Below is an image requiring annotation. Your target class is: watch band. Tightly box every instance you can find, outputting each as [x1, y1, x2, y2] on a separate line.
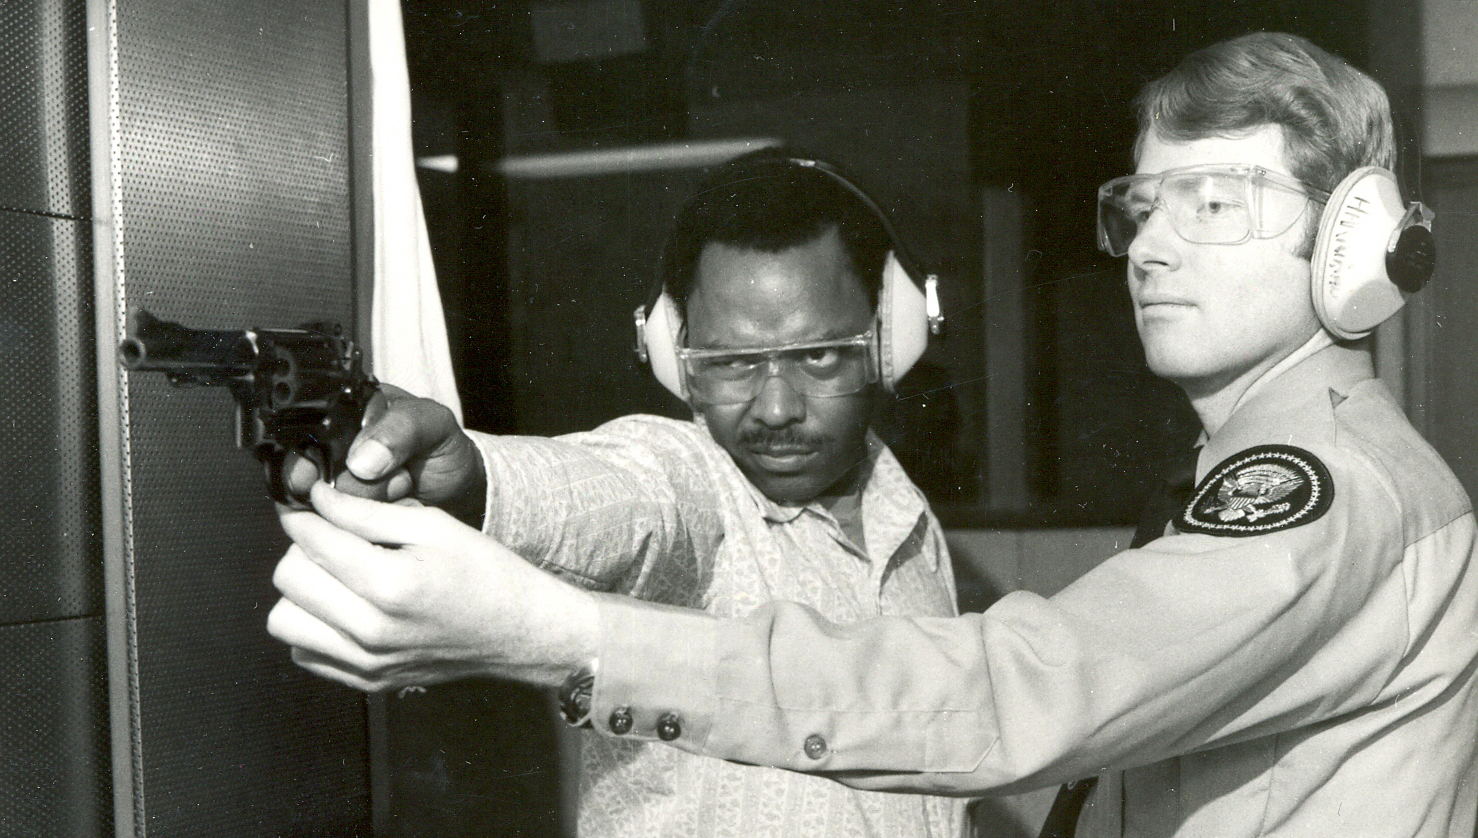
[558, 659, 598, 728]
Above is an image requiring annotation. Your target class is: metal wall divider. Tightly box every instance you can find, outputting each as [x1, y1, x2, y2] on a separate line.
[91, 0, 375, 834]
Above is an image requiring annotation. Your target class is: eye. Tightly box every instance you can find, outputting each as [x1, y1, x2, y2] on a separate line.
[791, 344, 869, 382]
[1125, 200, 1154, 224]
[1175, 176, 1246, 221]
[802, 346, 841, 365]
[1119, 188, 1156, 223]
[694, 353, 762, 379]
[1198, 197, 1242, 217]
[1190, 196, 1249, 229]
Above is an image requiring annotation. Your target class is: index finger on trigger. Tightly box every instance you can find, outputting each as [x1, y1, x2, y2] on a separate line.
[282, 451, 325, 497]
[329, 466, 403, 502]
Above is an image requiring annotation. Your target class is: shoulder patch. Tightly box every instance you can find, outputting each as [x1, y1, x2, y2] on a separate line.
[1178, 444, 1334, 537]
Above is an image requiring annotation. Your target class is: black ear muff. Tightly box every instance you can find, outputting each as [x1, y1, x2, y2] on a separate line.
[1311, 166, 1436, 340]
[1387, 215, 1436, 294]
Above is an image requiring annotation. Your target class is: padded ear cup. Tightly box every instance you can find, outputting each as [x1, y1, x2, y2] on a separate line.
[1311, 166, 1436, 340]
[635, 291, 685, 400]
[878, 251, 929, 389]
[636, 250, 929, 401]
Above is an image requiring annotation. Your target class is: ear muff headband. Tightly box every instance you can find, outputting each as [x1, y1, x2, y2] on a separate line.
[1311, 166, 1436, 340]
[634, 157, 943, 400]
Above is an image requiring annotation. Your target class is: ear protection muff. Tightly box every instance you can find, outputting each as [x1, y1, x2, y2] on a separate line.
[1311, 166, 1436, 340]
[633, 157, 944, 401]
[633, 289, 686, 399]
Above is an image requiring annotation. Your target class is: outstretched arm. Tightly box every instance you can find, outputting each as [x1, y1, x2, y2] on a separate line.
[269, 483, 596, 690]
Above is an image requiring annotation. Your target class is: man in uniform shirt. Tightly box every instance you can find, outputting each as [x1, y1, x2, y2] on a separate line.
[277, 150, 966, 837]
[269, 33, 1478, 838]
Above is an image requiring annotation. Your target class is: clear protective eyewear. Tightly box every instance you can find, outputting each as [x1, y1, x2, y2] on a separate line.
[675, 330, 879, 405]
[1097, 164, 1331, 257]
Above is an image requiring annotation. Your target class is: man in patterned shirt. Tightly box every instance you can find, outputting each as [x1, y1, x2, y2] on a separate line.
[274, 150, 967, 837]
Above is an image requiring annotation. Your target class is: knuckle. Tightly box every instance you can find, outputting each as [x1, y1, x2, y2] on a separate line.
[363, 565, 421, 615]
[351, 614, 398, 651]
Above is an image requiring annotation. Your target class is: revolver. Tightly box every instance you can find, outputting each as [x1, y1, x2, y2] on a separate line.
[118, 309, 379, 507]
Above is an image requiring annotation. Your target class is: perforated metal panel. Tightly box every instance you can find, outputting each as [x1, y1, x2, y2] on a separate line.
[0, 0, 89, 219]
[99, 0, 372, 835]
[0, 620, 111, 836]
[0, 210, 98, 624]
[0, 1, 109, 834]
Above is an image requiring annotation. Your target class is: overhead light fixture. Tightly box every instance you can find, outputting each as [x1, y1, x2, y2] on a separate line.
[493, 137, 784, 179]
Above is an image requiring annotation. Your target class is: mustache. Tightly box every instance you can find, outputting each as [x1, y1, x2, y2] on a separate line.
[737, 427, 830, 449]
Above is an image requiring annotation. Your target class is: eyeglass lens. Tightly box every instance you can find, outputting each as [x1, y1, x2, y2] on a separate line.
[1099, 170, 1310, 256]
[684, 342, 873, 404]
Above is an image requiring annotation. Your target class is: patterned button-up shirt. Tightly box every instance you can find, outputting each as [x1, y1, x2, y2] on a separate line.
[470, 414, 966, 838]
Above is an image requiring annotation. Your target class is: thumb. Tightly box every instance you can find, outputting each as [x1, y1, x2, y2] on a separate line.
[345, 386, 459, 482]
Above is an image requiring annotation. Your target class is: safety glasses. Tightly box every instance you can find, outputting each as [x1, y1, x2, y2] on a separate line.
[675, 330, 879, 405]
[1097, 164, 1331, 257]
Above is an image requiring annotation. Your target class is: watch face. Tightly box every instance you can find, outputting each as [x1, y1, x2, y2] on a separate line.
[558, 664, 596, 727]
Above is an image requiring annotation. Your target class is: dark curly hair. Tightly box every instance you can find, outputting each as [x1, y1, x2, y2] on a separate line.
[659, 148, 890, 315]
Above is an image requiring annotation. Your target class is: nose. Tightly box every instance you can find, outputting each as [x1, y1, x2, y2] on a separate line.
[1126, 203, 1181, 271]
[746, 364, 806, 427]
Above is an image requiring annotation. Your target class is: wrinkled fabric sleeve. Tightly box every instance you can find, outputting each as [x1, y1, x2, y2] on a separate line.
[589, 442, 1435, 795]
[466, 417, 726, 596]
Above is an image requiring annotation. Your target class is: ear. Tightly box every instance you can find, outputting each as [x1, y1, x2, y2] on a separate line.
[1310, 167, 1436, 340]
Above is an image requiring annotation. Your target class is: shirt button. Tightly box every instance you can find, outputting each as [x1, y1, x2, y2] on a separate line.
[804, 734, 828, 760]
[608, 707, 633, 735]
[657, 712, 682, 741]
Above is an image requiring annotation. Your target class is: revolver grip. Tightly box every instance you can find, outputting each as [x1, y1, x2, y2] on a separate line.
[255, 377, 377, 509]
[262, 443, 327, 510]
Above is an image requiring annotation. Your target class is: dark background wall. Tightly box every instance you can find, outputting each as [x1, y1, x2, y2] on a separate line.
[401, 0, 1379, 528]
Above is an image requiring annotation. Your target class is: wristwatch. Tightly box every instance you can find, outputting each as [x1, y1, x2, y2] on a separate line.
[558, 659, 598, 728]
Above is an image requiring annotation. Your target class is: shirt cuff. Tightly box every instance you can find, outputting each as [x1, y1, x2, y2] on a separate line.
[588, 592, 718, 750]
[464, 429, 502, 535]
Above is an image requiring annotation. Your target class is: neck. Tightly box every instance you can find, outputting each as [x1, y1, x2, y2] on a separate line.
[1184, 330, 1335, 437]
[815, 462, 866, 506]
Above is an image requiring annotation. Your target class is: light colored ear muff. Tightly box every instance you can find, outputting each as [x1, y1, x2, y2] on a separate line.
[633, 291, 685, 399]
[1311, 166, 1436, 340]
[878, 251, 933, 388]
[634, 250, 942, 401]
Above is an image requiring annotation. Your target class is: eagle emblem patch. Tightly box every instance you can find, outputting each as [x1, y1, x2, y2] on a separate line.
[1178, 444, 1333, 537]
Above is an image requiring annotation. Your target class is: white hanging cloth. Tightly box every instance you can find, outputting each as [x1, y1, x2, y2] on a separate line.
[367, 0, 464, 422]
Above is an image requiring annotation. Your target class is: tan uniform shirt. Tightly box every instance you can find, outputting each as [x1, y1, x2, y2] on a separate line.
[591, 345, 1478, 837]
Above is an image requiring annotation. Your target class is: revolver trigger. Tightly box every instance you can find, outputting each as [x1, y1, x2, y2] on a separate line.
[264, 446, 318, 510]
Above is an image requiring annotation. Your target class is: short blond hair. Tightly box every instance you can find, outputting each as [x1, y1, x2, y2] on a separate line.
[1133, 32, 1396, 195]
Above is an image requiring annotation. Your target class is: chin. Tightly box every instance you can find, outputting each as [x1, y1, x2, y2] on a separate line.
[755, 478, 821, 505]
[747, 466, 837, 504]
